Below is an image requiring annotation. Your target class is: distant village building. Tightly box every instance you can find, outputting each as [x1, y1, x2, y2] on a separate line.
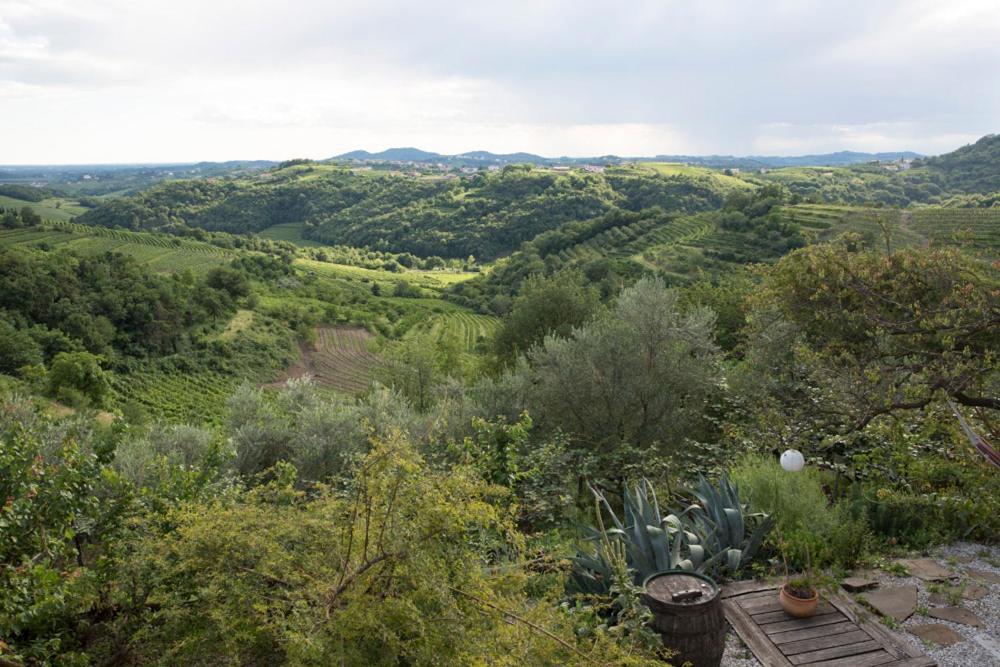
[882, 158, 913, 172]
[582, 164, 605, 173]
[551, 166, 571, 172]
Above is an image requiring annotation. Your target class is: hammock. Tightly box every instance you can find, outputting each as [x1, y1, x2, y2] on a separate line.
[948, 398, 1000, 470]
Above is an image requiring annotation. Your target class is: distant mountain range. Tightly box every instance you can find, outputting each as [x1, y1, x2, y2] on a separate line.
[330, 147, 923, 169]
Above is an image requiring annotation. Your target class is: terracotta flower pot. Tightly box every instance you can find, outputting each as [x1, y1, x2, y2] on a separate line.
[779, 583, 819, 618]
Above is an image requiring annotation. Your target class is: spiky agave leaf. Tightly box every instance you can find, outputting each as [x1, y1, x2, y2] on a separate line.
[739, 514, 775, 568]
[646, 524, 674, 572]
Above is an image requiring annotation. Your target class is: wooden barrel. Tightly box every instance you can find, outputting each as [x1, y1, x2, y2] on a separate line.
[642, 571, 725, 667]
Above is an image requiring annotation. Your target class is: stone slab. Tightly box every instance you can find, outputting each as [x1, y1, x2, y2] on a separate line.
[928, 606, 984, 628]
[962, 583, 990, 600]
[964, 567, 1000, 585]
[909, 623, 965, 646]
[841, 576, 878, 592]
[897, 557, 953, 581]
[862, 585, 918, 622]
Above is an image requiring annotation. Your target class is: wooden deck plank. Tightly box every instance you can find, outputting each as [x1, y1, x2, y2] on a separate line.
[807, 650, 899, 667]
[742, 596, 834, 616]
[826, 593, 924, 660]
[722, 578, 782, 598]
[722, 599, 794, 667]
[788, 640, 882, 665]
[761, 611, 846, 633]
[770, 621, 857, 645]
[720, 583, 936, 667]
[740, 597, 786, 614]
[781, 629, 873, 656]
[737, 589, 786, 606]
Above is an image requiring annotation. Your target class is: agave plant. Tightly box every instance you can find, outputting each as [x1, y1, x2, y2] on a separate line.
[569, 476, 775, 596]
[681, 473, 774, 577]
[568, 479, 714, 595]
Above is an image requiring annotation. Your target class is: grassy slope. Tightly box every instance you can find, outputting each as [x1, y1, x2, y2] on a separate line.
[640, 162, 755, 191]
[258, 222, 327, 247]
[0, 195, 90, 222]
[295, 258, 478, 290]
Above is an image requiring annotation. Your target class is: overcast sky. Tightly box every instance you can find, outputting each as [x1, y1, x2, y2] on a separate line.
[2, 0, 999, 163]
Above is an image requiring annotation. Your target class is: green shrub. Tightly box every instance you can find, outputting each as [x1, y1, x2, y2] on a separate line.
[730, 454, 830, 536]
[0, 399, 130, 664]
[730, 454, 872, 569]
[116, 434, 660, 666]
[861, 483, 999, 548]
[850, 415, 1000, 547]
[47, 351, 109, 408]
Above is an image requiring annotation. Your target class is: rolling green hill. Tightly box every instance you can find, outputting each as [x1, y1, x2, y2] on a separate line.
[75, 161, 754, 260]
[917, 134, 1000, 193]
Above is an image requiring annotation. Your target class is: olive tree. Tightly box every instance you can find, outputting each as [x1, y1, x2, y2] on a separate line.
[524, 277, 721, 470]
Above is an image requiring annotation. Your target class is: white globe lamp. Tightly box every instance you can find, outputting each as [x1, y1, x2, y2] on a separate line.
[780, 449, 805, 472]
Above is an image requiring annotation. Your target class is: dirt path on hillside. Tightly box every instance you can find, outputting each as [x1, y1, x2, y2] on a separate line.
[898, 209, 929, 247]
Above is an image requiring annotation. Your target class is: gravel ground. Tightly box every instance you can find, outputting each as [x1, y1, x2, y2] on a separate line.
[721, 628, 760, 667]
[720, 542, 1000, 667]
[889, 542, 1000, 667]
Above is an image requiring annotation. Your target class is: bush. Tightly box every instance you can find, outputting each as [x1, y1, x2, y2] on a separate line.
[47, 352, 109, 408]
[0, 319, 43, 375]
[730, 454, 872, 569]
[850, 414, 1000, 547]
[114, 423, 225, 492]
[114, 434, 660, 666]
[0, 399, 130, 664]
[861, 483, 999, 548]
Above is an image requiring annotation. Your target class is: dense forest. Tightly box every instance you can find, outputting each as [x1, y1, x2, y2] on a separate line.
[1, 134, 999, 666]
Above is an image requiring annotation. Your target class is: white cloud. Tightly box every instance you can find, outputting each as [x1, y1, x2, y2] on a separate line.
[0, 0, 997, 162]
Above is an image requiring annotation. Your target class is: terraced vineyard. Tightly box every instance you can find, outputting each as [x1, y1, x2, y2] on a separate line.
[556, 215, 714, 264]
[909, 208, 1000, 251]
[0, 221, 237, 273]
[404, 311, 500, 352]
[777, 205, 923, 250]
[109, 368, 241, 424]
[779, 204, 1000, 252]
[270, 326, 381, 394]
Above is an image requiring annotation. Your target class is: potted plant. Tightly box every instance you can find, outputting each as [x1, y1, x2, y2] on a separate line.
[777, 533, 819, 618]
[779, 575, 819, 618]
